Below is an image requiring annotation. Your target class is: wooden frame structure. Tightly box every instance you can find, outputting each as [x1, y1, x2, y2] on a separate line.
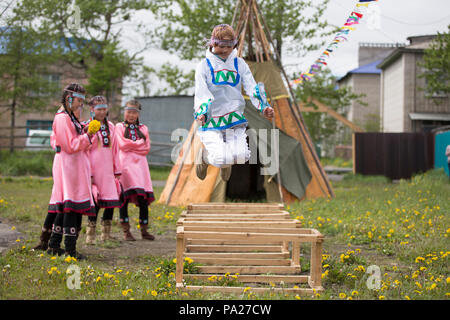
[175, 203, 324, 295]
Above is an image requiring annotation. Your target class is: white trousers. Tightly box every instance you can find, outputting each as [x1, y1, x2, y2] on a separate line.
[197, 126, 251, 168]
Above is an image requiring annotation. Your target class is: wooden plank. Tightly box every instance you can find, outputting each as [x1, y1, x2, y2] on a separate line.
[188, 203, 283, 210]
[310, 240, 323, 288]
[183, 285, 320, 295]
[176, 233, 184, 284]
[184, 210, 290, 215]
[186, 208, 285, 213]
[183, 226, 308, 234]
[291, 241, 300, 267]
[186, 239, 284, 245]
[196, 265, 301, 274]
[183, 217, 291, 221]
[186, 252, 290, 259]
[183, 230, 321, 242]
[190, 257, 291, 266]
[185, 274, 309, 284]
[186, 244, 284, 252]
[182, 213, 290, 219]
[180, 220, 300, 228]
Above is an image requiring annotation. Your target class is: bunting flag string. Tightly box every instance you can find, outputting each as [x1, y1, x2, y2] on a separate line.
[291, 0, 379, 86]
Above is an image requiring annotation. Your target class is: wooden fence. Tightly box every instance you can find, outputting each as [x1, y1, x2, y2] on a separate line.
[0, 125, 176, 167]
[352, 132, 435, 180]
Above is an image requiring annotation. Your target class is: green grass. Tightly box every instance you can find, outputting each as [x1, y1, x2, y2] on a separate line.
[319, 157, 353, 168]
[0, 150, 54, 176]
[149, 166, 172, 181]
[0, 151, 172, 181]
[0, 169, 449, 300]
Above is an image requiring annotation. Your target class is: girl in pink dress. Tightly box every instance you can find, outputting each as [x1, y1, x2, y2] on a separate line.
[84, 96, 122, 244]
[39, 83, 98, 259]
[115, 99, 155, 241]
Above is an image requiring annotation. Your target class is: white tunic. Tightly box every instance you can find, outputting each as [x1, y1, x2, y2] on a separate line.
[194, 48, 268, 131]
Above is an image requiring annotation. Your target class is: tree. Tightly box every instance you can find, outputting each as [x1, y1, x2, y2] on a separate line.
[0, 24, 60, 152]
[293, 68, 366, 155]
[146, 0, 336, 94]
[11, 0, 155, 119]
[148, 0, 335, 61]
[126, 63, 195, 97]
[420, 26, 450, 101]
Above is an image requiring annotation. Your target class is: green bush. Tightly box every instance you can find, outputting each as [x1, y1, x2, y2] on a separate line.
[0, 150, 54, 176]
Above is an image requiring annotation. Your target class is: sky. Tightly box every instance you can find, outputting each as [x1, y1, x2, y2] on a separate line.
[118, 0, 450, 97]
[4, 0, 448, 97]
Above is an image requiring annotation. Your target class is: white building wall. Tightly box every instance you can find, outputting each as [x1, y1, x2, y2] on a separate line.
[382, 56, 405, 132]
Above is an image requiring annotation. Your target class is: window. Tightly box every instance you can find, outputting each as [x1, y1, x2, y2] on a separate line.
[26, 120, 53, 135]
[29, 73, 61, 97]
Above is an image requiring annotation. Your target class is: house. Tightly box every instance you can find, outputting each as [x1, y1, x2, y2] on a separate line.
[0, 33, 123, 150]
[378, 35, 450, 132]
[337, 43, 403, 131]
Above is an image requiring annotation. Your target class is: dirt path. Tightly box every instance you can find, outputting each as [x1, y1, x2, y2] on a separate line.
[0, 221, 25, 254]
[0, 216, 176, 269]
[77, 229, 176, 267]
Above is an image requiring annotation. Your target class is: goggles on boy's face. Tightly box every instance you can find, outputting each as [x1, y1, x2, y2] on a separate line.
[94, 104, 108, 110]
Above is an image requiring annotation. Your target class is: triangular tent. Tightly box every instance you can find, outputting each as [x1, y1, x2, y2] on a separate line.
[159, 0, 334, 206]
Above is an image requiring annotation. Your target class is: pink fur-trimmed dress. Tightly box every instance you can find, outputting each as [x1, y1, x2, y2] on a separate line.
[115, 122, 154, 205]
[48, 110, 95, 216]
[85, 119, 122, 208]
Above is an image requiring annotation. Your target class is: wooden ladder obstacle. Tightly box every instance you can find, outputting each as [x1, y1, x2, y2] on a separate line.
[175, 203, 324, 295]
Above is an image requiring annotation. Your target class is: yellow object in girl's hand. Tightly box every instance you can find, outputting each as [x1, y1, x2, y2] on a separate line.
[88, 119, 101, 135]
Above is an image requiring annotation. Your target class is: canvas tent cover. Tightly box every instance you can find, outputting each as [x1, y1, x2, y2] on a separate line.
[244, 99, 312, 200]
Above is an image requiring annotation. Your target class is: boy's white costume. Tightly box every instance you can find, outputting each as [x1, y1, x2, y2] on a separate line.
[194, 48, 270, 168]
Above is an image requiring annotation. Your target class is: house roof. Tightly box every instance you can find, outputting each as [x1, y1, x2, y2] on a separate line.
[0, 27, 92, 55]
[377, 35, 436, 70]
[409, 112, 450, 121]
[337, 59, 382, 83]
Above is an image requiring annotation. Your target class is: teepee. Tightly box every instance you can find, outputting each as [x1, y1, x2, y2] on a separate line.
[159, 0, 334, 206]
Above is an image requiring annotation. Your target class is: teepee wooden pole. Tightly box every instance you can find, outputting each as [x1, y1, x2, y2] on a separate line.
[254, 0, 334, 198]
[252, 0, 271, 61]
[237, 2, 251, 57]
[166, 122, 199, 205]
[231, 0, 241, 28]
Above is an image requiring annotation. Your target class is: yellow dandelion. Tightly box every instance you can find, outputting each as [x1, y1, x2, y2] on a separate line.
[339, 293, 346, 299]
